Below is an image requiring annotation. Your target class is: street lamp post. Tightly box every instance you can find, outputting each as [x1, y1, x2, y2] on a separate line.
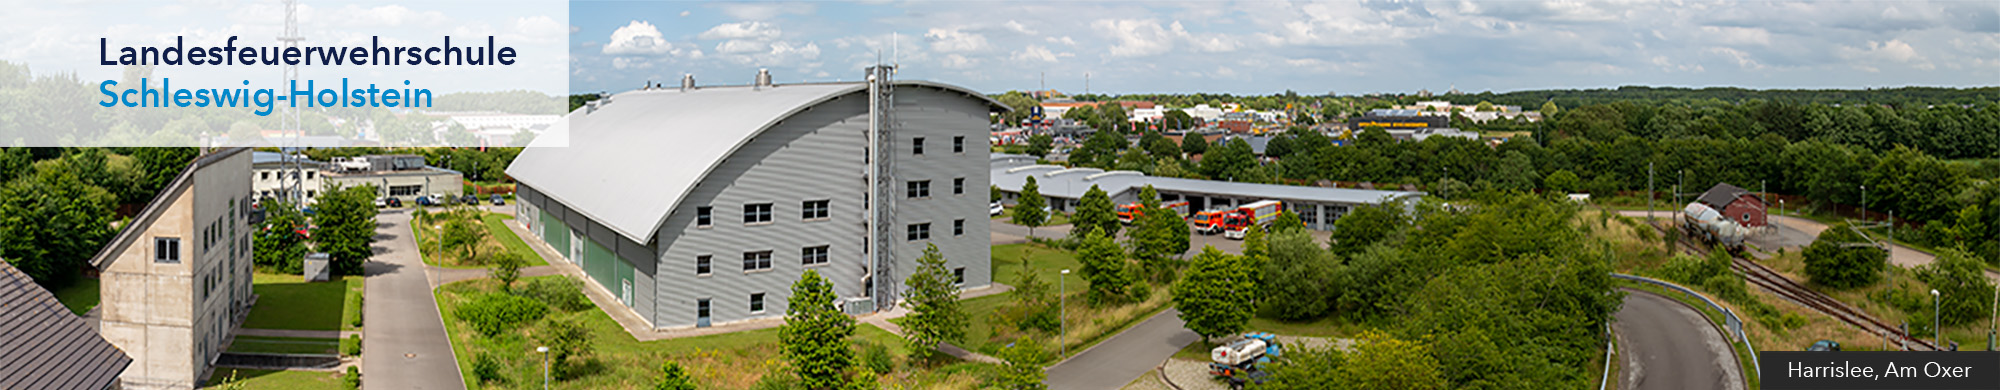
[434, 225, 443, 262]
[1933, 289, 1942, 348]
[1061, 268, 1071, 359]
[537, 346, 550, 390]
[1861, 185, 1868, 222]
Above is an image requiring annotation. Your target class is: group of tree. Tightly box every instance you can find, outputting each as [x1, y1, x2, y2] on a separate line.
[1172, 193, 1620, 389]
[0, 147, 198, 289]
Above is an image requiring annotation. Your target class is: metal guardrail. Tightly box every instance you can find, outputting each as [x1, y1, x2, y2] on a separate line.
[1612, 273, 1760, 383]
[1600, 323, 1615, 390]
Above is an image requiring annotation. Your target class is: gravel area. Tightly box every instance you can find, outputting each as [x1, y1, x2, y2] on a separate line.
[1164, 358, 1228, 390]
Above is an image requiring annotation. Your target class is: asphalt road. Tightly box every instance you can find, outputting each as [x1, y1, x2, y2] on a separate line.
[1615, 289, 1744, 390]
[361, 209, 466, 390]
[1045, 309, 1202, 390]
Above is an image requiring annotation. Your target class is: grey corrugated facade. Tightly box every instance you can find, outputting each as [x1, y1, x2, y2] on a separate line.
[511, 82, 999, 330]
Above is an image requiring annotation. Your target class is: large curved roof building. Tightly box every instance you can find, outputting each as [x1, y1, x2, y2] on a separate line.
[508, 69, 1006, 330]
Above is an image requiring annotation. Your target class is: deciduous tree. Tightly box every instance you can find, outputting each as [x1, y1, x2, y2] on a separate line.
[1011, 176, 1048, 238]
[1076, 227, 1133, 305]
[1071, 185, 1118, 240]
[781, 270, 856, 389]
[902, 244, 966, 363]
[316, 183, 379, 275]
[1803, 223, 1886, 289]
[1172, 247, 1257, 341]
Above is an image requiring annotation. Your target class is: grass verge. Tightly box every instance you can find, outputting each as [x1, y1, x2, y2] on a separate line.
[53, 277, 100, 315]
[202, 368, 345, 390]
[435, 276, 1001, 389]
[227, 336, 341, 355]
[482, 213, 550, 267]
[243, 273, 364, 332]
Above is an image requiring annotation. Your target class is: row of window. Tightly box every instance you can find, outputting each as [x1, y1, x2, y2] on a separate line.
[905, 219, 966, 241]
[903, 178, 968, 199]
[257, 171, 316, 180]
[706, 266, 969, 314]
[912, 136, 968, 155]
[696, 199, 832, 227]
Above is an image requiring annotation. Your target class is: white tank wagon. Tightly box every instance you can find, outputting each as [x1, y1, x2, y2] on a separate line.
[1681, 202, 1748, 251]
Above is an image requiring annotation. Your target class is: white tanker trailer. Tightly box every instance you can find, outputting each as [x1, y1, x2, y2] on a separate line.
[1681, 202, 1748, 251]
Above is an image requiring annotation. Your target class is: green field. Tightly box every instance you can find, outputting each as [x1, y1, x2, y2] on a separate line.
[53, 277, 100, 315]
[482, 213, 549, 267]
[227, 336, 340, 355]
[243, 273, 363, 331]
[203, 368, 345, 390]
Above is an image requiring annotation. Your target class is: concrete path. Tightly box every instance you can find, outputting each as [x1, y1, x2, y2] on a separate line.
[361, 209, 466, 390]
[1615, 289, 1744, 390]
[1045, 309, 1201, 390]
[236, 328, 360, 339]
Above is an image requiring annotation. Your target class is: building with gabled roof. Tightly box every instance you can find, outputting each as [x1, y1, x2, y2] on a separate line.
[508, 69, 1007, 330]
[90, 147, 256, 390]
[0, 260, 132, 390]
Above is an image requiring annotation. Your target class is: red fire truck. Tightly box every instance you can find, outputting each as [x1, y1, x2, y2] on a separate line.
[1222, 200, 1283, 240]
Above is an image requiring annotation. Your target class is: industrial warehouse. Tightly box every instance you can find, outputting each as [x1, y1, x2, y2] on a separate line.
[506, 69, 1004, 330]
[990, 153, 1423, 231]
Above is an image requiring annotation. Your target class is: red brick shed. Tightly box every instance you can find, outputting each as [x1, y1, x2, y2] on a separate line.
[1696, 182, 1767, 228]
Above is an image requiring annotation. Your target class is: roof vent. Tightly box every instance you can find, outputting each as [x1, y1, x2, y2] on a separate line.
[681, 74, 695, 92]
[755, 68, 773, 89]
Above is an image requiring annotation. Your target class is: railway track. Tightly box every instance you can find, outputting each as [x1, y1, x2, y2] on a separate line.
[1651, 221, 1939, 351]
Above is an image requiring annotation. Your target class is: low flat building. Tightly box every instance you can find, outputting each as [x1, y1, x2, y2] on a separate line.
[251, 152, 327, 204]
[991, 154, 1421, 230]
[322, 155, 464, 202]
[91, 148, 256, 390]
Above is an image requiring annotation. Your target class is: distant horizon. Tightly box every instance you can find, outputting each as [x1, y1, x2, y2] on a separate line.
[571, 1, 1999, 96]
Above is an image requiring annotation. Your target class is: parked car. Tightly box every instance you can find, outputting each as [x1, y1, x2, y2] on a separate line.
[385, 198, 403, 207]
[459, 195, 478, 204]
[373, 198, 387, 208]
[990, 202, 1004, 216]
[491, 195, 505, 206]
[1808, 340, 1841, 351]
[415, 196, 435, 206]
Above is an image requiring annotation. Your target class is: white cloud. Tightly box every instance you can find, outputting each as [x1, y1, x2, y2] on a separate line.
[717, 39, 768, 53]
[679, 10, 691, 17]
[1699, 26, 1771, 46]
[1707, 47, 1766, 70]
[603, 20, 673, 55]
[1837, 39, 1932, 70]
[925, 27, 989, 52]
[700, 21, 781, 40]
[1047, 36, 1077, 46]
[1003, 20, 1036, 35]
[1094, 19, 1175, 57]
[316, 4, 451, 28]
[941, 54, 976, 68]
[1011, 45, 1069, 62]
[715, 3, 812, 20]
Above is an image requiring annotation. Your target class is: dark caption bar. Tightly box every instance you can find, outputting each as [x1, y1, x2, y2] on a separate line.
[1762, 352, 2000, 389]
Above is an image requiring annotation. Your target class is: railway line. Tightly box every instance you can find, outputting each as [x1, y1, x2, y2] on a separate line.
[1652, 220, 1939, 351]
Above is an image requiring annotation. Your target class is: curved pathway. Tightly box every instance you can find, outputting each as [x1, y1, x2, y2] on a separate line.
[1045, 309, 1200, 390]
[1615, 289, 1744, 390]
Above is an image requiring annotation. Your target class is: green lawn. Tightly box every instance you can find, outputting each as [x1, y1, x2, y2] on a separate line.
[53, 277, 100, 315]
[243, 273, 363, 331]
[436, 276, 992, 389]
[203, 368, 345, 390]
[482, 213, 549, 267]
[990, 243, 1087, 289]
[227, 336, 340, 355]
[969, 243, 1174, 361]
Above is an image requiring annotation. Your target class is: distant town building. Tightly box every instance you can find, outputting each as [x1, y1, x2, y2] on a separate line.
[251, 152, 326, 204]
[1696, 182, 1769, 228]
[322, 154, 465, 202]
[91, 148, 255, 390]
[991, 154, 1422, 230]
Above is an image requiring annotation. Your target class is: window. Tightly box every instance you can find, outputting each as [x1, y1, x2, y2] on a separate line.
[750, 293, 766, 313]
[953, 136, 965, 153]
[306, 171, 315, 179]
[906, 223, 931, 241]
[697, 207, 713, 227]
[802, 245, 829, 266]
[906, 180, 931, 198]
[260, 172, 270, 180]
[913, 137, 926, 155]
[306, 190, 315, 198]
[154, 237, 181, 264]
[696, 255, 712, 275]
[389, 185, 422, 196]
[954, 219, 965, 236]
[743, 251, 773, 271]
[743, 203, 772, 224]
[953, 178, 965, 195]
[954, 267, 965, 285]
[802, 200, 829, 221]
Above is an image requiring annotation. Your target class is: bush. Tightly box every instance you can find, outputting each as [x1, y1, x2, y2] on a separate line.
[518, 277, 592, 312]
[1803, 224, 1887, 289]
[750, 369, 801, 390]
[473, 353, 505, 384]
[346, 292, 364, 328]
[454, 293, 549, 336]
[860, 342, 894, 374]
[340, 335, 361, 357]
[342, 366, 360, 390]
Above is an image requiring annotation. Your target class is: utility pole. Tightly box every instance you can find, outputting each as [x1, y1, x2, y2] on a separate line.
[1648, 162, 1655, 222]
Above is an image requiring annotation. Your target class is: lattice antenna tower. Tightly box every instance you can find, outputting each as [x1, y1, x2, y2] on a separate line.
[866, 64, 897, 311]
[279, 0, 305, 207]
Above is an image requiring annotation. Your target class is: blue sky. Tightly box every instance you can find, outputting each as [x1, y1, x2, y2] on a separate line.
[571, 0, 2000, 96]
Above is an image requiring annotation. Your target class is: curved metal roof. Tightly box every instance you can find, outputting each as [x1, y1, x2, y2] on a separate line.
[508, 80, 1006, 243]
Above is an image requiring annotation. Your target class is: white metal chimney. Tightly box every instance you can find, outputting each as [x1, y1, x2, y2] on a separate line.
[755, 68, 773, 89]
[680, 74, 695, 92]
